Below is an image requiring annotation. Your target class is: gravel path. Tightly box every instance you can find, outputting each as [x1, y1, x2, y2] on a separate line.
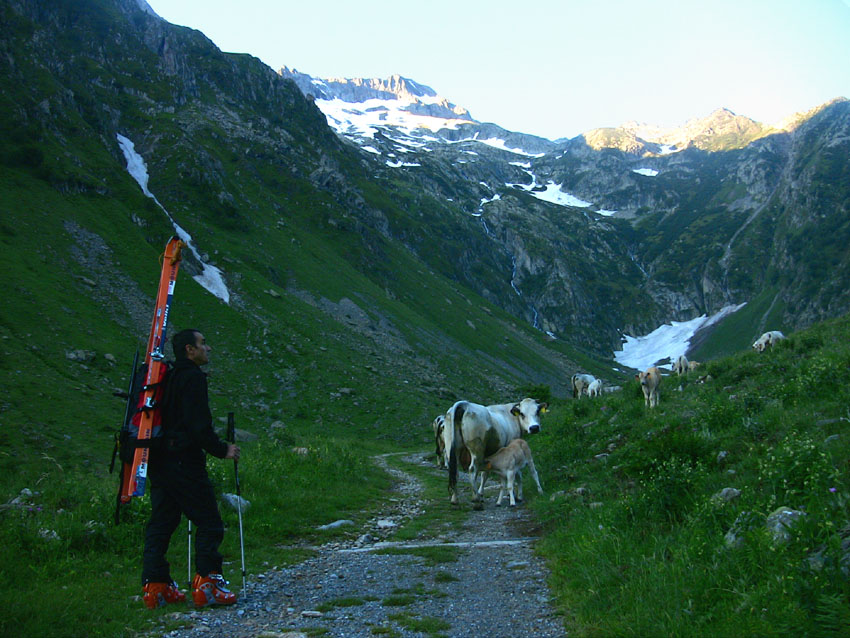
[158, 453, 566, 638]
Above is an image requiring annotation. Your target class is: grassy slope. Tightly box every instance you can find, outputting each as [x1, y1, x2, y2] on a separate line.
[0, 145, 587, 636]
[532, 313, 850, 636]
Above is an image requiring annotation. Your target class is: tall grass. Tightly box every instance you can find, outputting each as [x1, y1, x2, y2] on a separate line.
[533, 314, 850, 636]
[0, 434, 393, 638]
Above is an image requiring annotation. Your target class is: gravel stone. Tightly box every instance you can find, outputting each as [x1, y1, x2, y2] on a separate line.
[157, 453, 566, 637]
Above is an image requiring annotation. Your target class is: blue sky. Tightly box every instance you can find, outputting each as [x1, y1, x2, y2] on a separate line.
[146, 0, 850, 140]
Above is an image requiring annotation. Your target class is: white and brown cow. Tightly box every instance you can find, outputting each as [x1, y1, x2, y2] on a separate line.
[752, 330, 786, 353]
[672, 354, 689, 376]
[481, 438, 543, 507]
[636, 366, 662, 408]
[443, 398, 547, 505]
[572, 373, 597, 399]
[432, 414, 447, 468]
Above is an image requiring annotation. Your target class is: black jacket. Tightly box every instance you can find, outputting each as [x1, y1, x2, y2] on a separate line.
[158, 358, 228, 465]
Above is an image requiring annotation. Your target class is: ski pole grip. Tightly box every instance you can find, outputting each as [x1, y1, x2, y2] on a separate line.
[226, 412, 235, 444]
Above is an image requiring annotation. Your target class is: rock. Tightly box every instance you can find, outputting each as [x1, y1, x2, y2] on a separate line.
[318, 520, 354, 530]
[712, 487, 741, 503]
[766, 507, 805, 544]
[356, 533, 375, 545]
[10, 488, 35, 505]
[222, 493, 250, 513]
[65, 349, 96, 362]
[38, 528, 61, 541]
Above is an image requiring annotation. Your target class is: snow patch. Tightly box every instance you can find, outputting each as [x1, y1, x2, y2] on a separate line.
[116, 134, 230, 304]
[632, 168, 659, 177]
[613, 303, 746, 370]
[534, 182, 593, 207]
[386, 160, 421, 168]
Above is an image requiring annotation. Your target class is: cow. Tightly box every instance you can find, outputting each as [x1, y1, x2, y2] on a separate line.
[443, 398, 547, 505]
[572, 373, 596, 399]
[688, 360, 701, 372]
[432, 414, 446, 468]
[672, 354, 689, 376]
[752, 330, 786, 353]
[635, 366, 662, 408]
[587, 378, 603, 397]
[481, 438, 543, 507]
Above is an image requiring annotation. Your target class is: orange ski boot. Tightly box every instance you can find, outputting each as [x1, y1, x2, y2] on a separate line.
[192, 573, 237, 607]
[143, 580, 187, 609]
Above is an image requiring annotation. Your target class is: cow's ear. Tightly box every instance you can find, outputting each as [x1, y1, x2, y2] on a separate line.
[510, 404, 521, 416]
[539, 402, 549, 414]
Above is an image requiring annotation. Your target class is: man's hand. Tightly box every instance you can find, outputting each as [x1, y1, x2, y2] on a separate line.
[225, 443, 241, 461]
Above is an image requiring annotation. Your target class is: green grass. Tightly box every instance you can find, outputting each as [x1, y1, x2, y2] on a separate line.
[375, 545, 461, 566]
[387, 612, 451, 637]
[532, 313, 850, 636]
[316, 597, 367, 612]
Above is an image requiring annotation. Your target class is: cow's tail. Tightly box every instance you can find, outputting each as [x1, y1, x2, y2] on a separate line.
[571, 374, 578, 398]
[446, 401, 467, 497]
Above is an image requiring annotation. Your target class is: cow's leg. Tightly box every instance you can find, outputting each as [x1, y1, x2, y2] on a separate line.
[466, 444, 487, 502]
[476, 468, 489, 499]
[506, 470, 517, 507]
[528, 460, 543, 494]
[515, 470, 524, 502]
[467, 457, 483, 502]
[495, 477, 507, 506]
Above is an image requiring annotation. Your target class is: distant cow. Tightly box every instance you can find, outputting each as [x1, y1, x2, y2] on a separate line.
[572, 373, 596, 399]
[432, 414, 446, 468]
[672, 354, 689, 376]
[753, 331, 786, 353]
[636, 366, 662, 408]
[688, 360, 701, 372]
[481, 438, 543, 507]
[587, 378, 603, 397]
[443, 398, 547, 505]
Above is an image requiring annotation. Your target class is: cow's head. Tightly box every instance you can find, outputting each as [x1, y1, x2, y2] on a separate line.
[510, 398, 547, 434]
[638, 370, 654, 386]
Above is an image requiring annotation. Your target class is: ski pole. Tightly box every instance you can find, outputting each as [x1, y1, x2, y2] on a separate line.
[187, 521, 192, 587]
[226, 412, 246, 591]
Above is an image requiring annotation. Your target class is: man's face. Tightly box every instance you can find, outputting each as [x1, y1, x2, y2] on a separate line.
[187, 332, 211, 366]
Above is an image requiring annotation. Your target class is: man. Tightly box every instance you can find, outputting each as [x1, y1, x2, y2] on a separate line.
[141, 329, 241, 609]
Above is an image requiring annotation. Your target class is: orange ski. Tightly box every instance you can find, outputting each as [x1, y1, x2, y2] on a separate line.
[119, 236, 184, 502]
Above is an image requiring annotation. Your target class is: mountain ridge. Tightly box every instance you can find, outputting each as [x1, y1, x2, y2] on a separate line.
[3, 0, 850, 364]
[278, 67, 843, 154]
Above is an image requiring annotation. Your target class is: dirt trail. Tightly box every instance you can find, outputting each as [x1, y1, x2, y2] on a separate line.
[160, 453, 565, 638]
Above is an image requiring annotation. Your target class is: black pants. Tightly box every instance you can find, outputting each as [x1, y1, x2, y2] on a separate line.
[141, 458, 224, 584]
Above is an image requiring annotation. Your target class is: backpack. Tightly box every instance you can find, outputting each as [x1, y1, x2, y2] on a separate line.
[111, 355, 174, 469]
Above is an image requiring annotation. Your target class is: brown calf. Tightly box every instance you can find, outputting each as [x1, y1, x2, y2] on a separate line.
[481, 438, 543, 507]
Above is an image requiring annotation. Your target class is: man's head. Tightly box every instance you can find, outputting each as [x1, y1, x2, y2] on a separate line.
[172, 328, 211, 366]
